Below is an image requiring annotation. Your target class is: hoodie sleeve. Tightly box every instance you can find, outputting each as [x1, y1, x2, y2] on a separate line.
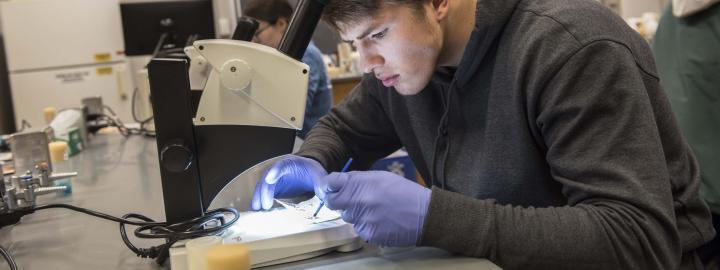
[420, 40, 698, 270]
[296, 75, 403, 172]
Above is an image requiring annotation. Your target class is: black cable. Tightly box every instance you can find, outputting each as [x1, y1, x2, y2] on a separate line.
[32, 204, 239, 266]
[17, 119, 32, 132]
[100, 103, 155, 137]
[131, 87, 154, 125]
[0, 244, 18, 270]
[103, 115, 133, 137]
[151, 33, 169, 58]
[93, 113, 149, 138]
[102, 105, 117, 117]
[33, 204, 164, 226]
[185, 34, 199, 47]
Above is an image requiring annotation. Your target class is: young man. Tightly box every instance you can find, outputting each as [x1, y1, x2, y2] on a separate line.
[244, 0, 333, 139]
[252, 0, 716, 269]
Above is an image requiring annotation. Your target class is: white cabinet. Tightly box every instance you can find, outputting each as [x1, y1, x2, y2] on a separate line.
[0, 0, 131, 127]
[9, 62, 132, 127]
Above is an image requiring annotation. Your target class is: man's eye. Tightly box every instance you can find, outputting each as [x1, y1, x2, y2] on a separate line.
[371, 28, 388, 39]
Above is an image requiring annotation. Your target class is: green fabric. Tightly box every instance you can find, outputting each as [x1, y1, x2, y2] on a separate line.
[653, 3, 720, 214]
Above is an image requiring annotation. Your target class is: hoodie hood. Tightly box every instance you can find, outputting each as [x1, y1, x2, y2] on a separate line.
[454, 0, 522, 88]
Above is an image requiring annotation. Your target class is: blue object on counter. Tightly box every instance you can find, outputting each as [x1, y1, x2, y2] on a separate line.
[53, 179, 73, 196]
[0, 135, 8, 151]
[370, 151, 417, 182]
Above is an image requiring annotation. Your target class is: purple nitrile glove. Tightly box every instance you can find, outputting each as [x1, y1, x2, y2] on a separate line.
[321, 171, 432, 247]
[251, 155, 328, 211]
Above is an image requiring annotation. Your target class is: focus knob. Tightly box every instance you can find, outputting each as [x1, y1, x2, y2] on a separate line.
[160, 144, 193, 173]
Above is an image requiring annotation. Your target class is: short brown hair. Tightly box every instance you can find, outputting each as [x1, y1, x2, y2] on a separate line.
[322, 0, 427, 30]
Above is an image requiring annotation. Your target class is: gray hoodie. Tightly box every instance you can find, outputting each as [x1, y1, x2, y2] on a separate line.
[298, 0, 715, 269]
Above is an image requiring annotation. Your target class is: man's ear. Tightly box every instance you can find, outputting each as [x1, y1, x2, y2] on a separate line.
[431, 0, 450, 21]
[276, 17, 289, 30]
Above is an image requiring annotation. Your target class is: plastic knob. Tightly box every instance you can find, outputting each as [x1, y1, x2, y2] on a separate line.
[160, 144, 193, 173]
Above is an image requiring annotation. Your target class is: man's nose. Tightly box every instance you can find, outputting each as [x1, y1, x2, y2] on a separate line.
[359, 50, 384, 74]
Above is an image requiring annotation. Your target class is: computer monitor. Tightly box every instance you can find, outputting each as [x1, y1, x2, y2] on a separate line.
[120, 0, 216, 56]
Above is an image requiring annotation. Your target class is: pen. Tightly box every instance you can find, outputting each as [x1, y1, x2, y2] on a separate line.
[313, 158, 353, 218]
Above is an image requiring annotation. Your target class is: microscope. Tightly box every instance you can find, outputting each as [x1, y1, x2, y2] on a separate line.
[147, 0, 360, 268]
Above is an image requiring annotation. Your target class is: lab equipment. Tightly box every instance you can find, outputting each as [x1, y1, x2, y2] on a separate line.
[312, 198, 326, 218]
[149, 0, 361, 268]
[7, 128, 77, 184]
[4, 172, 68, 209]
[147, 0, 320, 222]
[325, 170, 432, 247]
[182, 155, 360, 268]
[122, 0, 241, 128]
[251, 155, 328, 211]
[183, 17, 259, 92]
[120, 0, 240, 135]
[0, 0, 133, 128]
[313, 158, 353, 218]
[0, 162, 74, 230]
[9, 127, 53, 174]
[120, 0, 238, 56]
[81, 96, 130, 135]
[49, 109, 87, 153]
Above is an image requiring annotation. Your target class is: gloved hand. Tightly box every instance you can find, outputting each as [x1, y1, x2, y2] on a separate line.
[251, 155, 328, 211]
[322, 171, 432, 247]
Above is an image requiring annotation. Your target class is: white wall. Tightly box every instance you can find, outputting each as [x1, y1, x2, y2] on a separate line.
[621, 0, 664, 18]
[599, 0, 667, 18]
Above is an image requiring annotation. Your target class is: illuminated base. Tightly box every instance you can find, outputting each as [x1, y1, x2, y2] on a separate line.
[169, 208, 362, 270]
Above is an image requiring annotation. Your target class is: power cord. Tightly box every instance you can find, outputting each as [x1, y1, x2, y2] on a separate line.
[0, 244, 17, 270]
[2, 204, 239, 266]
[86, 105, 155, 138]
[16, 119, 32, 132]
[130, 86, 157, 138]
[131, 87, 154, 125]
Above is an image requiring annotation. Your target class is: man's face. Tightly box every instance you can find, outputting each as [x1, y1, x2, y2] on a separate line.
[339, 4, 443, 95]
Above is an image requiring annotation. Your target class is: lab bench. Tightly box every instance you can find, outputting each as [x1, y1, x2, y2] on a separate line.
[330, 74, 363, 105]
[0, 134, 499, 270]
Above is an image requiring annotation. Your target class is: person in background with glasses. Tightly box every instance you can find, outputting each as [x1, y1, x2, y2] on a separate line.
[245, 0, 333, 140]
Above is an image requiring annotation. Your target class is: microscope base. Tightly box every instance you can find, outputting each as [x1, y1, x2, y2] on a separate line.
[169, 209, 361, 269]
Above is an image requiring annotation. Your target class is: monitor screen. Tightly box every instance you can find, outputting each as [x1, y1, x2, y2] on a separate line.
[121, 0, 216, 56]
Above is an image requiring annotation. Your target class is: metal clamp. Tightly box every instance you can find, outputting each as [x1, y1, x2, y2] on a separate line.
[2, 165, 74, 212]
[35, 163, 77, 187]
